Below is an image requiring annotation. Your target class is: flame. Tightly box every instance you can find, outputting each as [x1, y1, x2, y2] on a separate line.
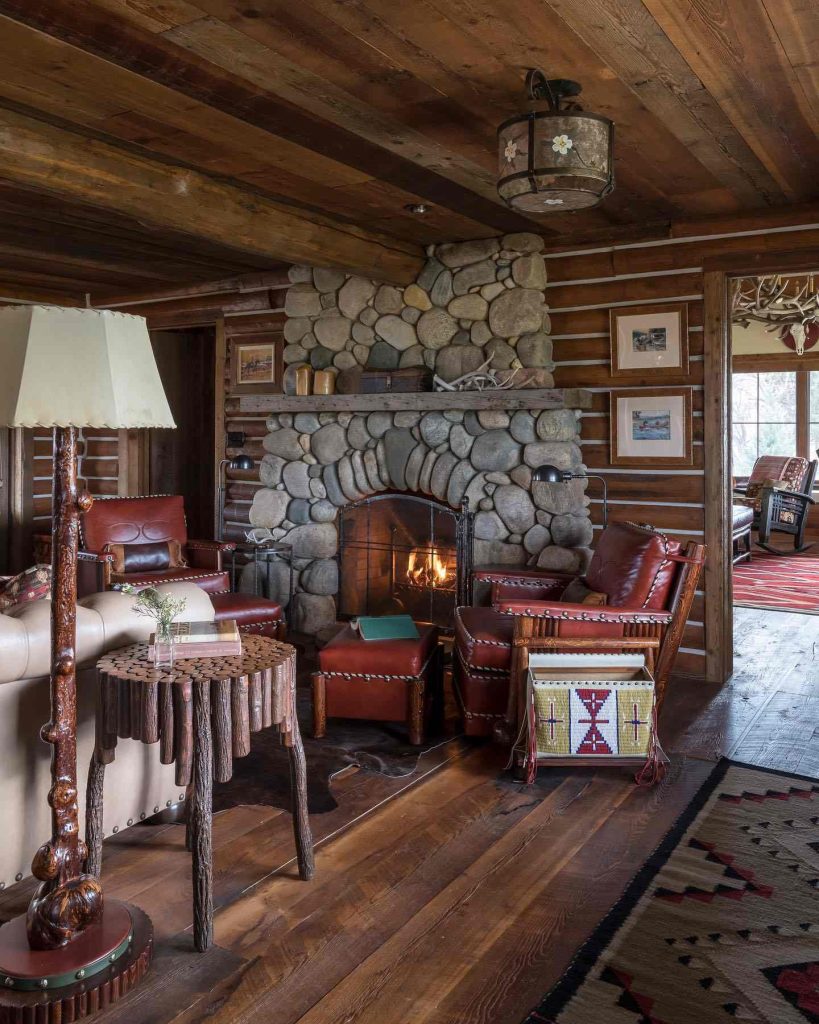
[405, 548, 454, 588]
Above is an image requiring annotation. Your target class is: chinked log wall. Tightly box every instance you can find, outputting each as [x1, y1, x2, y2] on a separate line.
[549, 218, 819, 678]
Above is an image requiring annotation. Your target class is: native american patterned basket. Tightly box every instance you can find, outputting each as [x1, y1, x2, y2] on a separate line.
[528, 654, 655, 760]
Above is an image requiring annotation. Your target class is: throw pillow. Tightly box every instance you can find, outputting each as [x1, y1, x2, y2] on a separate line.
[0, 564, 52, 611]
[104, 540, 187, 575]
[560, 578, 608, 606]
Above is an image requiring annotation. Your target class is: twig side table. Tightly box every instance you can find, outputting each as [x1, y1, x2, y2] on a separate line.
[86, 635, 314, 952]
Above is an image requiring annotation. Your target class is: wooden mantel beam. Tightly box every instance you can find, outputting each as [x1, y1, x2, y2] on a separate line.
[0, 106, 425, 285]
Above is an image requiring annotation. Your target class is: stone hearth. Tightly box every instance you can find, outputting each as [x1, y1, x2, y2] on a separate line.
[251, 231, 591, 634]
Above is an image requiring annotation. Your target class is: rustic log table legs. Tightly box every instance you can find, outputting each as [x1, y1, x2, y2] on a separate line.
[86, 636, 314, 953]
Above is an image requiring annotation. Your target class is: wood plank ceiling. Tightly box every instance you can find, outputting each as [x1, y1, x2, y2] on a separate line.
[0, 0, 815, 298]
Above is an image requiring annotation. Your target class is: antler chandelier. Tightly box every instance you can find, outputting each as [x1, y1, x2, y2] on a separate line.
[732, 274, 819, 355]
[497, 70, 614, 212]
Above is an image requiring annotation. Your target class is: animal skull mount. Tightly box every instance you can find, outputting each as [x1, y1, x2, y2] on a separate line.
[732, 274, 819, 356]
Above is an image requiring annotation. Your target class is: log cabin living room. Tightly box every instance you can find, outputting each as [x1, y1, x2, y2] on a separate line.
[0, 3, 817, 1023]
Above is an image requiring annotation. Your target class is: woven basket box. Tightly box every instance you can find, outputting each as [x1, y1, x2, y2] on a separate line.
[528, 653, 655, 760]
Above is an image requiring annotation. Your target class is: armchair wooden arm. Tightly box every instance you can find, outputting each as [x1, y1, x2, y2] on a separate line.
[186, 539, 236, 571]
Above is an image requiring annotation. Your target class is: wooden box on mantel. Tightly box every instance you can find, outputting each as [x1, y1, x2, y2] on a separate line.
[336, 367, 433, 394]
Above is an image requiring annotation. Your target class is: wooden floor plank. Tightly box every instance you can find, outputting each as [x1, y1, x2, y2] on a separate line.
[4, 606, 815, 1024]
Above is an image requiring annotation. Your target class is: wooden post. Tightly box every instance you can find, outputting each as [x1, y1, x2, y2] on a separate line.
[191, 681, 213, 952]
[26, 427, 103, 950]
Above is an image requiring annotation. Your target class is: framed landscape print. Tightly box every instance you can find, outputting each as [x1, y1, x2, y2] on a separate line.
[610, 387, 693, 467]
[235, 341, 278, 387]
[610, 302, 689, 379]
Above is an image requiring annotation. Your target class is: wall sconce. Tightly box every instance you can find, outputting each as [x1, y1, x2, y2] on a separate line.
[218, 441, 254, 540]
[533, 464, 608, 527]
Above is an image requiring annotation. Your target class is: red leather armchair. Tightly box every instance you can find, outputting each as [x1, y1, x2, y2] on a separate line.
[454, 522, 705, 738]
[74, 495, 235, 597]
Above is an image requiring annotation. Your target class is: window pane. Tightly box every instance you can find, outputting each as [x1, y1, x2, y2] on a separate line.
[810, 372, 819, 422]
[759, 421, 796, 456]
[732, 423, 758, 477]
[732, 373, 758, 422]
[758, 372, 796, 421]
[811, 423, 819, 461]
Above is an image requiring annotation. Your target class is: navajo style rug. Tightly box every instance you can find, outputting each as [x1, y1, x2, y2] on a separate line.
[525, 759, 819, 1024]
[734, 550, 819, 613]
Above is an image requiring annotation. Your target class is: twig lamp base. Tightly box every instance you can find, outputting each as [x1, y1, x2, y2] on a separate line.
[0, 901, 152, 1023]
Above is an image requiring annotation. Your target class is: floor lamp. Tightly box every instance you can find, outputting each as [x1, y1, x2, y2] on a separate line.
[0, 306, 174, 1021]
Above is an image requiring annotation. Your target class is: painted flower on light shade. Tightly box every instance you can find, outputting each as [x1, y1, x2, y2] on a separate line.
[552, 134, 573, 155]
[504, 139, 518, 163]
[543, 197, 564, 205]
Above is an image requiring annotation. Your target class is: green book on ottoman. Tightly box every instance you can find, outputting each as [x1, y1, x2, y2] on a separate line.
[351, 614, 420, 641]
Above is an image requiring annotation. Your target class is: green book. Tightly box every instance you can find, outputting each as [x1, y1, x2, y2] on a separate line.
[352, 614, 420, 641]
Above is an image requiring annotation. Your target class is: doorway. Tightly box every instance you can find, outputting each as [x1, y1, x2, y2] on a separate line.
[148, 328, 216, 540]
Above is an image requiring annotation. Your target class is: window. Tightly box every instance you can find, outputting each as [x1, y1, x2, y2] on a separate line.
[732, 370, 819, 481]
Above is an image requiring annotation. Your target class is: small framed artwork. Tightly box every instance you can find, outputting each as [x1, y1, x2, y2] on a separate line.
[610, 302, 689, 379]
[235, 341, 279, 388]
[610, 387, 693, 467]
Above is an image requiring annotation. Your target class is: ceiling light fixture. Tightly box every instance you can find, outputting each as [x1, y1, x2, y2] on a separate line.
[497, 71, 614, 212]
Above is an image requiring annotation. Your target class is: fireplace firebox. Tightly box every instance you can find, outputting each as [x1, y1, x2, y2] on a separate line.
[338, 495, 474, 631]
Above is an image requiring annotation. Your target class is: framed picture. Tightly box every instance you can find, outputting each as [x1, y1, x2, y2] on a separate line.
[610, 387, 693, 467]
[610, 302, 689, 379]
[235, 341, 278, 387]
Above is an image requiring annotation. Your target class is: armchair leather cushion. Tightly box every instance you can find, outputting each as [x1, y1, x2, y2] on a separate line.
[104, 539, 187, 574]
[560, 578, 607, 605]
[454, 606, 513, 672]
[82, 495, 188, 552]
[210, 592, 284, 628]
[585, 521, 681, 610]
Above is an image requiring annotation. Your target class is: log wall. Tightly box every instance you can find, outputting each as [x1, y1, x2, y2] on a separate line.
[550, 219, 819, 677]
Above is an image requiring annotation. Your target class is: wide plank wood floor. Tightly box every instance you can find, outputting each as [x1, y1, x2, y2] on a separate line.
[1, 605, 815, 1024]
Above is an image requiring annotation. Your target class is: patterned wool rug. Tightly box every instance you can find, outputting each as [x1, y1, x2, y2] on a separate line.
[734, 550, 819, 613]
[525, 759, 819, 1024]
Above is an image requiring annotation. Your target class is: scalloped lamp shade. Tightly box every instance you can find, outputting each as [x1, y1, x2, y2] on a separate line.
[0, 305, 175, 429]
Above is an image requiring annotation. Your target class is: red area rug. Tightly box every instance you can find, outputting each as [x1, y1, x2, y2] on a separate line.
[733, 549, 819, 613]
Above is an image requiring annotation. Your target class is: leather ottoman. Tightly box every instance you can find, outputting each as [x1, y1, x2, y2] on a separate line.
[210, 592, 286, 640]
[313, 624, 442, 745]
[453, 606, 513, 737]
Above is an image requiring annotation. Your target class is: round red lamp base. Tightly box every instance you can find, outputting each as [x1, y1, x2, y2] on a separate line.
[0, 901, 152, 1023]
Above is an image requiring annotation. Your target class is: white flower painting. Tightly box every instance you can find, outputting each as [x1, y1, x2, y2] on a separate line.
[552, 134, 573, 155]
[504, 139, 518, 164]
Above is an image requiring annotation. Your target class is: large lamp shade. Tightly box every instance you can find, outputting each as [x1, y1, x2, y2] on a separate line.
[0, 305, 175, 429]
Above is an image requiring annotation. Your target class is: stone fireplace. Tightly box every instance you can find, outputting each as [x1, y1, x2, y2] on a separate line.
[244, 231, 593, 634]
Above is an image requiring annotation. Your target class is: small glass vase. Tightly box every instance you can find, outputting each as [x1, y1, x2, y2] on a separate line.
[152, 621, 176, 671]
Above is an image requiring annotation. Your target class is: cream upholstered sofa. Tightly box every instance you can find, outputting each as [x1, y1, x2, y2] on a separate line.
[0, 581, 213, 890]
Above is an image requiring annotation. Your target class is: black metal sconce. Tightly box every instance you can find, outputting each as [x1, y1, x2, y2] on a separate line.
[218, 434, 254, 539]
[533, 464, 608, 528]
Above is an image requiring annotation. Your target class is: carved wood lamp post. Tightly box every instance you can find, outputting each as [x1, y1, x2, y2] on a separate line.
[0, 306, 174, 1022]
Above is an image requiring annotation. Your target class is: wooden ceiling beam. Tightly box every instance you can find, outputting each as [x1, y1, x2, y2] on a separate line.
[540, 0, 783, 208]
[0, 0, 542, 237]
[0, 104, 425, 283]
[641, 0, 819, 200]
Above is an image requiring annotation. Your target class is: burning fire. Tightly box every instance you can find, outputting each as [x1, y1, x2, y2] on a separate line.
[406, 548, 454, 589]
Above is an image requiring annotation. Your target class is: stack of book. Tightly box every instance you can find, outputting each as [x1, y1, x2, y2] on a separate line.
[148, 619, 242, 659]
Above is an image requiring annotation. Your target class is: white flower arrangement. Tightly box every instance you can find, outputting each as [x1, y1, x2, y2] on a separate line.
[552, 134, 573, 156]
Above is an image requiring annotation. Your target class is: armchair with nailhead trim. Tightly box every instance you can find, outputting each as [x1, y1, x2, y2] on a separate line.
[40, 494, 236, 597]
[454, 522, 706, 739]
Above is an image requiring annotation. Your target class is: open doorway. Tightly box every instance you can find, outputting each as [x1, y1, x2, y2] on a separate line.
[729, 272, 819, 616]
[147, 327, 216, 540]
